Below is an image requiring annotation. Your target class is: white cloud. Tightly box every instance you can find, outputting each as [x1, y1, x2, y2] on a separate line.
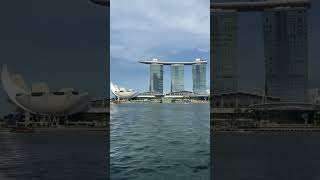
[197, 48, 210, 53]
[111, 0, 210, 62]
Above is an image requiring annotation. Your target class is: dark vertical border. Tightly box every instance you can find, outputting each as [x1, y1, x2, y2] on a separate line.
[90, 1, 110, 179]
[209, 3, 214, 180]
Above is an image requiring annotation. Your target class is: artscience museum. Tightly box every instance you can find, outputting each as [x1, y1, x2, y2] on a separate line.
[1, 65, 108, 128]
[110, 82, 139, 100]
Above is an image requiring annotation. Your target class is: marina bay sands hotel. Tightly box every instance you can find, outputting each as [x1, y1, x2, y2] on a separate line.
[139, 59, 207, 95]
[211, 0, 311, 102]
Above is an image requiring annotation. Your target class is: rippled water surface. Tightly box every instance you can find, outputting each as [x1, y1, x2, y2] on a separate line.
[212, 133, 320, 180]
[110, 103, 210, 180]
[0, 130, 108, 180]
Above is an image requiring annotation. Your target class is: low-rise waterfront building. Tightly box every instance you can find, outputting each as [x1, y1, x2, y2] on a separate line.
[132, 91, 163, 103]
[307, 88, 320, 105]
[211, 92, 320, 128]
[250, 103, 320, 124]
[127, 90, 208, 103]
[210, 92, 280, 108]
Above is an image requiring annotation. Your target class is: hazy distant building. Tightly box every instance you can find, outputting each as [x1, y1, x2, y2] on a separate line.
[263, 7, 308, 102]
[171, 64, 184, 92]
[149, 64, 164, 94]
[192, 63, 207, 95]
[211, 0, 310, 102]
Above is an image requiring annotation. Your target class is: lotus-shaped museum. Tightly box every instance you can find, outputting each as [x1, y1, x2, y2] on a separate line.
[1, 65, 91, 115]
[111, 82, 138, 99]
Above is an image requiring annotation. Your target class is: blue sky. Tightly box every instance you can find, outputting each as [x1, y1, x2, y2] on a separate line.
[110, 0, 210, 94]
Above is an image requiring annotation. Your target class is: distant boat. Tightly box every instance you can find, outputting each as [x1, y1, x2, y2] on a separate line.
[10, 127, 34, 133]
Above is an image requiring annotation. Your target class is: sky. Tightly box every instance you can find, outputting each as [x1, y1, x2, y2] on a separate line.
[110, 0, 210, 94]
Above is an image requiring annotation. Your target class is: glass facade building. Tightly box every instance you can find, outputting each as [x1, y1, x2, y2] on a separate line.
[141, 59, 207, 95]
[149, 64, 163, 94]
[211, 1, 309, 102]
[171, 64, 184, 92]
[263, 7, 308, 102]
[211, 10, 238, 94]
[192, 64, 207, 95]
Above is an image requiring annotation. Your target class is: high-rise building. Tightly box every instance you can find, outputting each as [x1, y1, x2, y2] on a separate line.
[211, 0, 310, 102]
[140, 59, 207, 95]
[193, 63, 207, 95]
[149, 64, 163, 94]
[263, 7, 308, 102]
[211, 10, 238, 94]
[171, 64, 184, 92]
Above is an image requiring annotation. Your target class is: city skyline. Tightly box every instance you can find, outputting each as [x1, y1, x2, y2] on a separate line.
[110, 0, 210, 94]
